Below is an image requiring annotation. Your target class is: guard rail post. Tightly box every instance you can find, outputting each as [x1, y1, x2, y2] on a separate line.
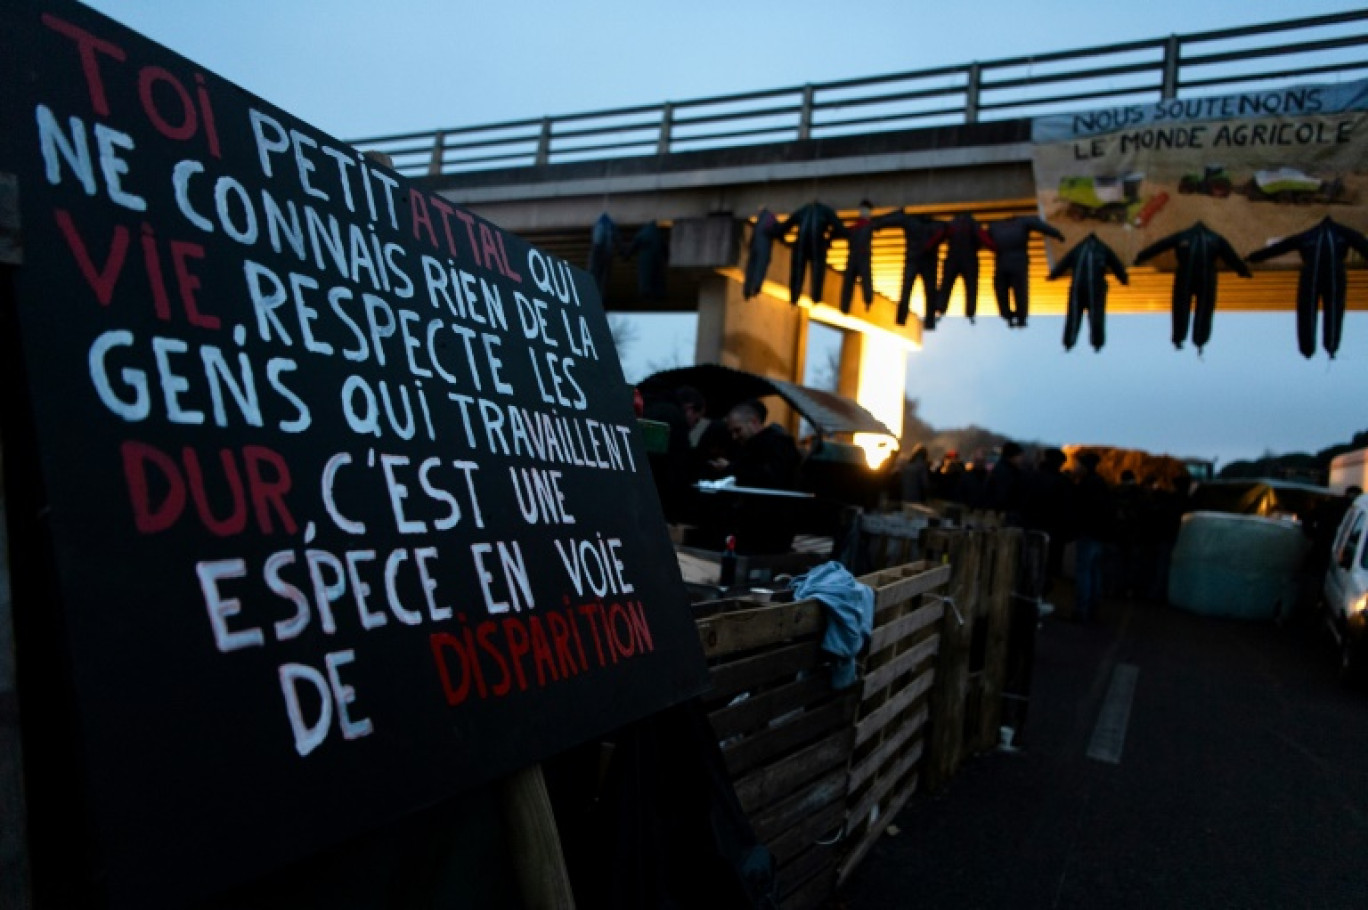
[535, 117, 552, 168]
[798, 85, 814, 141]
[427, 131, 446, 176]
[965, 63, 981, 124]
[657, 102, 674, 156]
[1161, 35, 1181, 99]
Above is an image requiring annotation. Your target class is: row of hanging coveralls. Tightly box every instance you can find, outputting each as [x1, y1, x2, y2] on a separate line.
[745, 203, 1067, 329]
[588, 213, 670, 301]
[743, 205, 1368, 358]
[1052, 216, 1368, 357]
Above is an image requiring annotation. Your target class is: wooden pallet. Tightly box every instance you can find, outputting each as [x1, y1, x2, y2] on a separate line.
[696, 598, 856, 910]
[837, 562, 949, 886]
[694, 560, 952, 909]
[851, 512, 931, 573]
[921, 528, 1022, 788]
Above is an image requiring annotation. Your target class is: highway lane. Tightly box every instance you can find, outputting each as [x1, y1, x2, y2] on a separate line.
[837, 591, 1368, 909]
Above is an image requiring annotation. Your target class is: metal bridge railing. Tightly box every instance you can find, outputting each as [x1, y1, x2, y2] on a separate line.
[353, 11, 1368, 178]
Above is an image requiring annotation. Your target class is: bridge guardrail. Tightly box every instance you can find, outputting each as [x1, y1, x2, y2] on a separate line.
[353, 11, 1368, 178]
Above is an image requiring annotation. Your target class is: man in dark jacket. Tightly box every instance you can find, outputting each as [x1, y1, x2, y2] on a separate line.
[714, 400, 800, 491]
[706, 400, 802, 554]
[1023, 447, 1073, 593]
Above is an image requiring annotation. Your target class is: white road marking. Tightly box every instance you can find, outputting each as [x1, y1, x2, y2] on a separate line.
[1087, 663, 1139, 764]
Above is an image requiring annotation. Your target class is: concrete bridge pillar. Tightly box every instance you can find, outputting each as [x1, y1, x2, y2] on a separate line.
[694, 218, 919, 456]
[837, 331, 863, 400]
[694, 274, 808, 431]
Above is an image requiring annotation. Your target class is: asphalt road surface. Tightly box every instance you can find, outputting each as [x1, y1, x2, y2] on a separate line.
[836, 589, 1368, 909]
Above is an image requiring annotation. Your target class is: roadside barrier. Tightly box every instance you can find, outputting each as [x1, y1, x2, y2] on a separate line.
[693, 519, 1045, 906]
[693, 560, 949, 908]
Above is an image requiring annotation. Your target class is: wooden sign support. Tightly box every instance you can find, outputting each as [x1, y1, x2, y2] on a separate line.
[500, 764, 576, 910]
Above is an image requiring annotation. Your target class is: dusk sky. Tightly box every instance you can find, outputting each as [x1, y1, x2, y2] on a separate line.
[80, 0, 1368, 468]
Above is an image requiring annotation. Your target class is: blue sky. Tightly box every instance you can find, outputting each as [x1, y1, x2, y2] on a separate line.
[80, 0, 1368, 467]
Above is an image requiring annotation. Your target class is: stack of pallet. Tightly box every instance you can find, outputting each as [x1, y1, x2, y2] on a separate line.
[693, 561, 950, 909]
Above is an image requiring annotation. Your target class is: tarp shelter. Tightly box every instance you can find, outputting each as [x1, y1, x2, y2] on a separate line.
[643, 364, 897, 442]
[1188, 479, 1337, 523]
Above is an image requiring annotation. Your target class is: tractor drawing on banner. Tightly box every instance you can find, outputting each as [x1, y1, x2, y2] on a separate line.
[1056, 173, 1168, 228]
[1178, 164, 1235, 198]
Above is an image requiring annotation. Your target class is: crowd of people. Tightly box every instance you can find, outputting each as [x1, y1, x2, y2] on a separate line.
[895, 443, 1193, 621]
[638, 382, 1363, 622]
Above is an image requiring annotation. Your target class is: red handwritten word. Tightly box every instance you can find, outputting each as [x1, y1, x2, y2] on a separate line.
[121, 440, 296, 536]
[42, 13, 220, 158]
[408, 189, 522, 283]
[54, 209, 217, 328]
[429, 599, 655, 705]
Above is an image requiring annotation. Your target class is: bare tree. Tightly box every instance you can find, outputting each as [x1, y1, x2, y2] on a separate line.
[644, 340, 689, 374]
[809, 348, 841, 391]
[607, 313, 638, 360]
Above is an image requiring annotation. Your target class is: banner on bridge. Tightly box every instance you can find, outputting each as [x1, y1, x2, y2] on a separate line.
[1031, 79, 1368, 264]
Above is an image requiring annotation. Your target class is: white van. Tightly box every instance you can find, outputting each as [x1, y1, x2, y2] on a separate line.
[1324, 493, 1368, 678]
[1328, 447, 1367, 495]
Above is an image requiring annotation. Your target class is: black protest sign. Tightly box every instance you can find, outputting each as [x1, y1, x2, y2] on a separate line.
[0, 1, 708, 904]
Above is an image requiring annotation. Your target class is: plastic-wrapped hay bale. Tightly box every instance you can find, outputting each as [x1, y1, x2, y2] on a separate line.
[1168, 512, 1309, 620]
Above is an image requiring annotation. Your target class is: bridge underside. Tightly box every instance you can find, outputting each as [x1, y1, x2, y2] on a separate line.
[428, 119, 1368, 321]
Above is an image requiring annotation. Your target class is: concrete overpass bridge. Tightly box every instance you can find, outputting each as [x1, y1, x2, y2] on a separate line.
[355, 11, 1368, 444]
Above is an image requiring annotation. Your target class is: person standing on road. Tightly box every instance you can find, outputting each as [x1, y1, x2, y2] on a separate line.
[897, 444, 933, 504]
[1144, 473, 1191, 604]
[1023, 447, 1073, 595]
[1111, 470, 1145, 599]
[987, 440, 1029, 524]
[1073, 453, 1113, 622]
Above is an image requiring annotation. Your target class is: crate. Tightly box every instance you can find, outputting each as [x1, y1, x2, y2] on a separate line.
[837, 561, 950, 886]
[696, 596, 856, 909]
[920, 527, 1022, 788]
[843, 511, 932, 574]
[693, 559, 951, 908]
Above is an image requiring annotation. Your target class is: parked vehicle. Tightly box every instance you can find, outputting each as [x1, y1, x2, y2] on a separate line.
[1186, 478, 1335, 525]
[1323, 492, 1368, 678]
[1328, 447, 1368, 494]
